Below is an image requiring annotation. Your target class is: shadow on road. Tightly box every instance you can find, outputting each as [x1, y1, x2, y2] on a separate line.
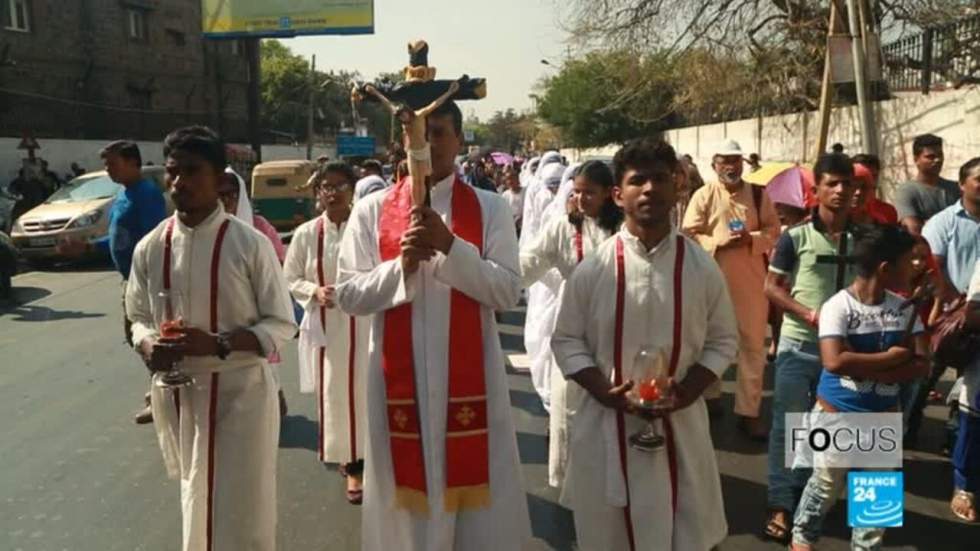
[527, 492, 576, 551]
[517, 431, 548, 465]
[510, 388, 548, 418]
[279, 414, 319, 451]
[0, 286, 105, 322]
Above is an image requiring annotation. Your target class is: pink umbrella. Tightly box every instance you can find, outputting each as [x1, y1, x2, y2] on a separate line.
[490, 151, 514, 166]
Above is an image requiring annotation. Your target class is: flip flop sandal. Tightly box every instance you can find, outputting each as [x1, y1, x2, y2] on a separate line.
[764, 509, 791, 543]
[951, 490, 976, 522]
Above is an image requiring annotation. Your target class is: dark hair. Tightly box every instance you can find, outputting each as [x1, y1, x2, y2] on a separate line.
[569, 160, 623, 235]
[830, 143, 845, 154]
[960, 157, 980, 184]
[429, 100, 463, 137]
[163, 126, 226, 171]
[812, 153, 854, 185]
[851, 224, 917, 278]
[613, 138, 679, 186]
[320, 161, 357, 186]
[912, 134, 943, 156]
[361, 159, 383, 175]
[100, 140, 142, 166]
[851, 153, 880, 172]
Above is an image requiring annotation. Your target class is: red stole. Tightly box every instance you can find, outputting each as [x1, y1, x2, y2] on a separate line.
[378, 177, 489, 514]
[613, 234, 684, 550]
[574, 227, 584, 263]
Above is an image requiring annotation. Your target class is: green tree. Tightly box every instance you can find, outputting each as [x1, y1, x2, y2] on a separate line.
[536, 49, 677, 147]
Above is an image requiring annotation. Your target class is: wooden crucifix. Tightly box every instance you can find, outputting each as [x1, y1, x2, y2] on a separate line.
[351, 39, 487, 206]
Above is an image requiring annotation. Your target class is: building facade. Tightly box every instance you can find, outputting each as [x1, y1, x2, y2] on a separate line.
[0, 0, 249, 142]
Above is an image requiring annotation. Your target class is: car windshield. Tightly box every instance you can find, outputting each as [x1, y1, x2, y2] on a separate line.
[45, 175, 120, 204]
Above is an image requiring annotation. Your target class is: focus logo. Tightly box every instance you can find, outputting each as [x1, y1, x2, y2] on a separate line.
[785, 412, 902, 468]
[848, 472, 904, 528]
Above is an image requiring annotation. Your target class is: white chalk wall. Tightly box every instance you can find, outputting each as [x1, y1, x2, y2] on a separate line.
[0, 139, 337, 184]
[562, 86, 980, 201]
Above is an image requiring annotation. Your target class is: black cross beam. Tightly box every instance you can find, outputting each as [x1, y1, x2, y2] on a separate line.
[814, 232, 856, 291]
[353, 75, 486, 112]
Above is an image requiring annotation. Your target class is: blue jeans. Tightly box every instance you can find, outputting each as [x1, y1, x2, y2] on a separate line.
[767, 336, 823, 512]
[953, 412, 980, 492]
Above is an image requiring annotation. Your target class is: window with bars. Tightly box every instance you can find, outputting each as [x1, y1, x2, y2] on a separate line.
[127, 8, 147, 41]
[5, 0, 30, 32]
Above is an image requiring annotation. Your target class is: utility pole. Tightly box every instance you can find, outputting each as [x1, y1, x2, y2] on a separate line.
[814, 0, 845, 159]
[846, 0, 878, 155]
[306, 54, 316, 161]
[245, 38, 262, 162]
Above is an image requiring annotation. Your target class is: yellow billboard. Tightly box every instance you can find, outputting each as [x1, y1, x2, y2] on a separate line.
[202, 0, 374, 38]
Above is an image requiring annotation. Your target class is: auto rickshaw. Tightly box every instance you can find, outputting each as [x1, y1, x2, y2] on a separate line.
[250, 160, 317, 231]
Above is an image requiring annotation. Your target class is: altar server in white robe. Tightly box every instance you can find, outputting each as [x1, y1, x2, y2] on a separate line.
[335, 101, 531, 551]
[521, 160, 622, 489]
[127, 126, 296, 551]
[521, 159, 567, 410]
[283, 161, 370, 504]
[552, 138, 738, 551]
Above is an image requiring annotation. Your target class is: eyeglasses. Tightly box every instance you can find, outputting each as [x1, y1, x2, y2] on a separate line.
[315, 183, 351, 194]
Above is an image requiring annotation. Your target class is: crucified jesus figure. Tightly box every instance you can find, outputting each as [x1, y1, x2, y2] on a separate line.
[362, 80, 460, 206]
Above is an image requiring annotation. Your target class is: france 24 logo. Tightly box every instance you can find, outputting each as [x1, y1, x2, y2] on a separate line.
[848, 471, 904, 528]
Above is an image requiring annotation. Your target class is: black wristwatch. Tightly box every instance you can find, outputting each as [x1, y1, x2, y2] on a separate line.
[216, 333, 232, 360]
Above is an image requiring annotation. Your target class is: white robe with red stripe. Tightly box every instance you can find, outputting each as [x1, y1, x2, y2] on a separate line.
[336, 173, 531, 551]
[520, 215, 612, 488]
[126, 207, 297, 551]
[551, 229, 737, 551]
[284, 214, 369, 464]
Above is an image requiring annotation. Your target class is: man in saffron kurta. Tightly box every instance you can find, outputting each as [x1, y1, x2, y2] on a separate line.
[127, 127, 296, 551]
[335, 101, 531, 550]
[682, 140, 779, 439]
[552, 139, 738, 550]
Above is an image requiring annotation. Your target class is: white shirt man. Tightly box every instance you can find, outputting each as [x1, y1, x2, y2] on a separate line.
[127, 127, 295, 551]
[552, 139, 737, 550]
[334, 105, 531, 550]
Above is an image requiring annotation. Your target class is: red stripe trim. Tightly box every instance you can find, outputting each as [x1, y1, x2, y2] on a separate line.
[666, 235, 685, 516]
[206, 372, 220, 551]
[162, 219, 175, 290]
[574, 228, 584, 263]
[209, 221, 231, 333]
[612, 237, 636, 551]
[348, 316, 357, 463]
[316, 217, 326, 332]
[318, 347, 325, 463]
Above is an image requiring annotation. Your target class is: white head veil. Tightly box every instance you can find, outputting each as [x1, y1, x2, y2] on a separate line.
[225, 167, 253, 227]
[543, 162, 582, 221]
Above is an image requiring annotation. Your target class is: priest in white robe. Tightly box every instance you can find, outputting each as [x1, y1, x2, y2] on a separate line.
[521, 160, 619, 488]
[552, 138, 738, 551]
[283, 161, 370, 503]
[521, 158, 567, 410]
[126, 126, 296, 551]
[335, 101, 531, 551]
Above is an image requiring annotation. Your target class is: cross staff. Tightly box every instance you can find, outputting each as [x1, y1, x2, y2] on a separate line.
[351, 40, 486, 207]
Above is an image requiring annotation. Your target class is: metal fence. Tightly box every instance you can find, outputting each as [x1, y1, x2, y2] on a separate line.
[882, 13, 980, 93]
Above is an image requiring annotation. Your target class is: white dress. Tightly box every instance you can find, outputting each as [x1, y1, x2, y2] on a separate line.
[552, 229, 738, 551]
[521, 214, 611, 488]
[335, 173, 532, 551]
[284, 214, 370, 464]
[127, 207, 296, 551]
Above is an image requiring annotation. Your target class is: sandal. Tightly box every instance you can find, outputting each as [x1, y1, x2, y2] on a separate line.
[764, 508, 791, 543]
[951, 489, 977, 522]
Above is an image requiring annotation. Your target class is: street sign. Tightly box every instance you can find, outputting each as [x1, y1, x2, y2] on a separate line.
[337, 135, 376, 157]
[202, 0, 374, 38]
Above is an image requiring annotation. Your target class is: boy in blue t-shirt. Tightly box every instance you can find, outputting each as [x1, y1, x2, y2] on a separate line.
[790, 224, 930, 551]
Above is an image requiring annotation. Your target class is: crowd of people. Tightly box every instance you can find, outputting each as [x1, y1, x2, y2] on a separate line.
[82, 98, 980, 551]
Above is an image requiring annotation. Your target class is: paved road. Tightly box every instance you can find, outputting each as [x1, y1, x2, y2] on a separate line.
[1, 266, 974, 550]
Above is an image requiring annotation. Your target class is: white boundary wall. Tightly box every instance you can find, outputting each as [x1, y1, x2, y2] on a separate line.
[0, 139, 336, 183]
[562, 86, 980, 200]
